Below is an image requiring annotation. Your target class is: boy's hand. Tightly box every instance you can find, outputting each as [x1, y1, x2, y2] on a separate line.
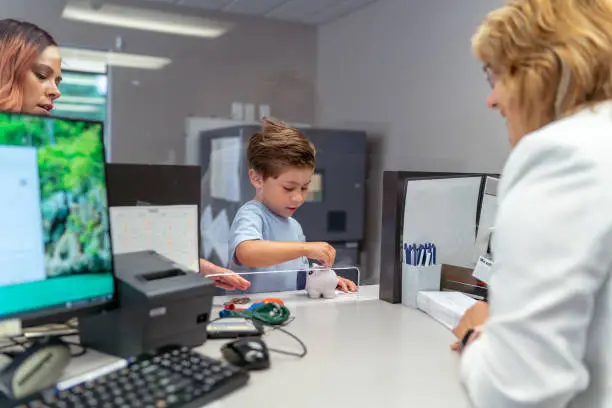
[305, 242, 336, 267]
[336, 277, 357, 293]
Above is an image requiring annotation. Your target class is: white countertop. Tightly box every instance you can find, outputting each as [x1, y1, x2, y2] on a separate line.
[61, 285, 470, 408]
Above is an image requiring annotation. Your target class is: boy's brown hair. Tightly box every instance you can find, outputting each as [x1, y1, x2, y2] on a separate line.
[247, 117, 315, 179]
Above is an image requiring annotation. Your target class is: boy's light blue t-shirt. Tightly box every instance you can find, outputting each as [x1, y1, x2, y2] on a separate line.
[228, 200, 309, 293]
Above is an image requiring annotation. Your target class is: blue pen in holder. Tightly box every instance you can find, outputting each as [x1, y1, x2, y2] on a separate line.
[401, 242, 441, 308]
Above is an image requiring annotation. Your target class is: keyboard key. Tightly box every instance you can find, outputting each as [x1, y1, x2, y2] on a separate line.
[141, 365, 157, 375]
[98, 392, 111, 401]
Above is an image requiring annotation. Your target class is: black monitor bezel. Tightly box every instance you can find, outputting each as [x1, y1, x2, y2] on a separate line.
[0, 110, 118, 327]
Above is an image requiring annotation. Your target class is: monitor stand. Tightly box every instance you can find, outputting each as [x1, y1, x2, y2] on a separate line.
[0, 336, 71, 401]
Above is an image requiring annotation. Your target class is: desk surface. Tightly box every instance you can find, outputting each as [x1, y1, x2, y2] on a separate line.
[62, 286, 470, 408]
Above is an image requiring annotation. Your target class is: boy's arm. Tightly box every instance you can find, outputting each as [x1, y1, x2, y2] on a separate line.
[236, 240, 308, 268]
[230, 208, 335, 268]
[237, 217, 307, 267]
[237, 240, 336, 268]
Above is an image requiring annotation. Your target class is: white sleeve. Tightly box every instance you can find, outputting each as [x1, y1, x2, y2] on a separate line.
[460, 136, 611, 408]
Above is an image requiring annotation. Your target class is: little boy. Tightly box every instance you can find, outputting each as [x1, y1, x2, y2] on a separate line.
[228, 118, 357, 293]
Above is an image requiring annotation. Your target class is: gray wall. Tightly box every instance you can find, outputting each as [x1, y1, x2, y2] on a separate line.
[316, 0, 510, 282]
[3, 0, 317, 164]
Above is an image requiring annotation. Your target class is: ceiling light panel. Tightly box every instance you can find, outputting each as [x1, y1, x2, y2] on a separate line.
[61, 58, 107, 74]
[61, 47, 172, 70]
[63, 0, 231, 38]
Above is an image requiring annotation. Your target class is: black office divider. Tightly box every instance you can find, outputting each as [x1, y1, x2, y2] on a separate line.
[379, 171, 499, 304]
[106, 163, 201, 208]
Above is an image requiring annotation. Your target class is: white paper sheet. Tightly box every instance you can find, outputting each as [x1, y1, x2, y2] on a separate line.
[416, 291, 477, 330]
[110, 205, 199, 272]
[473, 176, 499, 263]
[209, 137, 241, 202]
[402, 177, 481, 269]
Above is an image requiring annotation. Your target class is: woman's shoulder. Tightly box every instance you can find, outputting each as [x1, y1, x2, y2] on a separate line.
[501, 102, 612, 196]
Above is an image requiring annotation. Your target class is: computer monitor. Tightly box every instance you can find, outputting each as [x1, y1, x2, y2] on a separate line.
[0, 111, 116, 326]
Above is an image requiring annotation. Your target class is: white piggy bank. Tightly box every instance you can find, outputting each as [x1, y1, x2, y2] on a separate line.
[305, 266, 338, 299]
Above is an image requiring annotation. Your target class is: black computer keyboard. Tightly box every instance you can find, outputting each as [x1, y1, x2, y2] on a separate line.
[13, 346, 249, 408]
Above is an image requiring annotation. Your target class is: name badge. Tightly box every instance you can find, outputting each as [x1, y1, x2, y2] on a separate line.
[473, 256, 494, 285]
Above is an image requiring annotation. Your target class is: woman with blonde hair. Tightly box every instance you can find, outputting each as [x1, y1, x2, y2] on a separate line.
[453, 0, 612, 407]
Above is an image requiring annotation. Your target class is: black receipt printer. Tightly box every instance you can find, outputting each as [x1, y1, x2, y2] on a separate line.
[79, 251, 215, 358]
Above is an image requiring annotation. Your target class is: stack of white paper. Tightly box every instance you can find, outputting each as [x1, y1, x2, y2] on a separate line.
[416, 291, 477, 330]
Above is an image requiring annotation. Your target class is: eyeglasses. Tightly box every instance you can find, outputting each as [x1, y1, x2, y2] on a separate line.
[484, 66, 496, 88]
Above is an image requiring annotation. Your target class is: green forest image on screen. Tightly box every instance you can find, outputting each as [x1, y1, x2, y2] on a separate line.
[0, 113, 112, 278]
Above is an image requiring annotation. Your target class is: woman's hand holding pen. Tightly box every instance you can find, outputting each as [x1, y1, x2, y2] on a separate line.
[451, 301, 489, 351]
[304, 242, 336, 268]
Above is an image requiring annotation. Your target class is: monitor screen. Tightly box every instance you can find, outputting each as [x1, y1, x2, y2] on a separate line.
[0, 112, 114, 321]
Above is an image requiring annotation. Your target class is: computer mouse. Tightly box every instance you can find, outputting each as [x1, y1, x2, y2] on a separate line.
[221, 338, 270, 371]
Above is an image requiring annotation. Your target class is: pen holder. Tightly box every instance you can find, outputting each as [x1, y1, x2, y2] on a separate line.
[401, 264, 442, 308]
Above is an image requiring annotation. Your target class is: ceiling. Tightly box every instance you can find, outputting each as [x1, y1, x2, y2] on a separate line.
[140, 0, 380, 25]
